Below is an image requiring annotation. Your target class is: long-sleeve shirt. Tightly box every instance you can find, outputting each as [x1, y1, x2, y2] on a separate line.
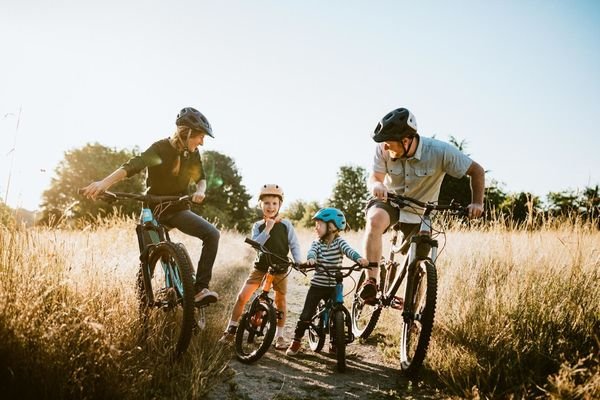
[307, 236, 362, 287]
[251, 219, 303, 272]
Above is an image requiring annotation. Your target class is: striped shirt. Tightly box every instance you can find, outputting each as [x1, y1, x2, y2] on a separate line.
[307, 236, 362, 288]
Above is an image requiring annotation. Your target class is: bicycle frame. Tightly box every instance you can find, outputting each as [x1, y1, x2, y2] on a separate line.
[312, 271, 355, 344]
[135, 205, 184, 307]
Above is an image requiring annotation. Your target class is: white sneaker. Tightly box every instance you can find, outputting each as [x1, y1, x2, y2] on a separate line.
[194, 288, 219, 304]
[273, 336, 287, 350]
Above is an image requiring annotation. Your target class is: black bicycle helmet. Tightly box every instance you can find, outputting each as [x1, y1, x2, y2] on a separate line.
[176, 107, 214, 138]
[372, 108, 417, 143]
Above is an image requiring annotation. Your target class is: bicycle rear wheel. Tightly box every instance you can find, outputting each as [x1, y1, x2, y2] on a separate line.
[308, 301, 326, 352]
[139, 241, 196, 359]
[351, 271, 381, 339]
[235, 300, 276, 363]
[399, 259, 437, 375]
[332, 310, 347, 372]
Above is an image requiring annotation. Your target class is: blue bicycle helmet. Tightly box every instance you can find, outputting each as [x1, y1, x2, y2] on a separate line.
[313, 207, 347, 231]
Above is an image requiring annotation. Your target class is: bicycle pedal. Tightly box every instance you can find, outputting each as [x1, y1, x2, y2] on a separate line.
[196, 308, 206, 330]
[391, 296, 404, 310]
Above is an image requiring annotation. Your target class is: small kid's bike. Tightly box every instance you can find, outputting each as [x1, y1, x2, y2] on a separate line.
[305, 262, 375, 372]
[351, 193, 467, 375]
[235, 238, 303, 364]
[85, 191, 211, 359]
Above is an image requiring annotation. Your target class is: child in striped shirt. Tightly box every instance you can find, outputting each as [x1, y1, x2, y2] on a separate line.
[286, 207, 368, 356]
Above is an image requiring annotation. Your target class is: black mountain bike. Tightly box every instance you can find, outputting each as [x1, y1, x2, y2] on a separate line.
[351, 193, 467, 375]
[305, 262, 374, 372]
[235, 238, 303, 363]
[87, 191, 210, 358]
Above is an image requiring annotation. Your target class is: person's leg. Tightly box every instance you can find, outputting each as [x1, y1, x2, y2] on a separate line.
[160, 210, 220, 294]
[219, 270, 262, 343]
[273, 273, 288, 329]
[287, 286, 331, 356]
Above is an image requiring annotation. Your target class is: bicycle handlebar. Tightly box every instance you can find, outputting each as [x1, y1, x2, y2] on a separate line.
[78, 189, 191, 205]
[244, 238, 307, 275]
[387, 192, 468, 216]
[300, 262, 377, 279]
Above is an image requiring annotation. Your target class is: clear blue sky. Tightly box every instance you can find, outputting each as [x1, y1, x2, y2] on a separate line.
[1, 1, 599, 211]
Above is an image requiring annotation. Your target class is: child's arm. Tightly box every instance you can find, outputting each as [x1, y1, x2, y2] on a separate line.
[338, 237, 362, 263]
[306, 240, 319, 265]
[282, 219, 303, 263]
[251, 221, 269, 245]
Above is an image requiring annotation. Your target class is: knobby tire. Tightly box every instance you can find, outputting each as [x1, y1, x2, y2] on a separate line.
[400, 259, 437, 376]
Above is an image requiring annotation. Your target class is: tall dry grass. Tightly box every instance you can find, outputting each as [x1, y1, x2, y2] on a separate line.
[1, 218, 598, 399]
[0, 218, 253, 399]
[371, 220, 600, 398]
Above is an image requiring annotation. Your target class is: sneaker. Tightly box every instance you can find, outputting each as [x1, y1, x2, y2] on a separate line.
[286, 339, 302, 356]
[328, 343, 337, 354]
[218, 331, 235, 345]
[273, 336, 287, 350]
[194, 288, 219, 304]
[359, 278, 377, 302]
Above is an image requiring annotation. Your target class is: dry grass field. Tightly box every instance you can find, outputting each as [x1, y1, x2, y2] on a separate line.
[0, 218, 598, 399]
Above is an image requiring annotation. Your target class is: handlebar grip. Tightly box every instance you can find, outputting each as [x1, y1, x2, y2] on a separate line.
[367, 262, 379, 268]
[244, 238, 262, 249]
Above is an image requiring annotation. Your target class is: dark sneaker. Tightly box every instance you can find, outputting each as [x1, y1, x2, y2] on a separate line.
[194, 288, 219, 305]
[286, 339, 302, 356]
[359, 278, 377, 302]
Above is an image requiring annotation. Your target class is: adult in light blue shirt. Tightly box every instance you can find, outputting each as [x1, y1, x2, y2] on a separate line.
[359, 108, 485, 302]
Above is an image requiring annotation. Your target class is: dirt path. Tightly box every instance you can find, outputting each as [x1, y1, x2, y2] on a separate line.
[207, 273, 448, 400]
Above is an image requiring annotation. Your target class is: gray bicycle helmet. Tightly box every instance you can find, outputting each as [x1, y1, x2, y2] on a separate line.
[372, 108, 417, 143]
[176, 107, 214, 138]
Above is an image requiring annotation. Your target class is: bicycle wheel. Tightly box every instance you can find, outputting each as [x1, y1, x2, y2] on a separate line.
[308, 302, 326, 352]
[235, 300, 277, 363]
[332, 309, 347, 372]
[351, 270, 381, 339]
[141, 241, 195, 358]
[399, 260, 437, 375]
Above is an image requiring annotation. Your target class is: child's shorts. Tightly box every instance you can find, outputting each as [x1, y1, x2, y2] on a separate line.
[245, 268, 288, 295]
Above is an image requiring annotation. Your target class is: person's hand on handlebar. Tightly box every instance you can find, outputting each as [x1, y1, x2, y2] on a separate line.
[306, 258, 316, 266]
[371, 182, 388, 201]
[81, 180, 110, 200]
[467, 203, 484, 219]
[357, 257, 369, 267]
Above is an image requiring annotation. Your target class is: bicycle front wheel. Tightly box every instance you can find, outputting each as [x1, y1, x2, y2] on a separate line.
[351, 271, 381, 339]
[308, 301, 326, 352]
[332, 310, 347, 372]
[235, 300, 277, 363]
[399, 259, 437, 375]
[140, 241, 196, 359]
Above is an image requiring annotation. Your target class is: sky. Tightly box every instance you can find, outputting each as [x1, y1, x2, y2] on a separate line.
[1, 0, 599, 211]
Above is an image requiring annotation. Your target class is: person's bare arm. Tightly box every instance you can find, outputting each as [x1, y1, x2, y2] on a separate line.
[465, 161, 485, 218]
[81, 168, 127, 199]
[368, 171, 388, 201]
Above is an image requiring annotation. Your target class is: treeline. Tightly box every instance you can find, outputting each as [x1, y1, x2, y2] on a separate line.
[0, 142, 598, 230]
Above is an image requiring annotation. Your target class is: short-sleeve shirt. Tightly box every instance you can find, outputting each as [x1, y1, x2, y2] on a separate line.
[372, 136, 472, 223]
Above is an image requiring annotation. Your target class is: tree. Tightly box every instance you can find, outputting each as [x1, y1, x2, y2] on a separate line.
[484, 179, 508, 219]
[193, 150, 253, 232]
[40, 143, 145, 225]
[299, 201, 322, 228]
[546, 190, 579, 216]
[328, 165, 369, 230]
[0, 200, 15, 228]
[500, 192, 541, 225]
[282, 199, 307, 225]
